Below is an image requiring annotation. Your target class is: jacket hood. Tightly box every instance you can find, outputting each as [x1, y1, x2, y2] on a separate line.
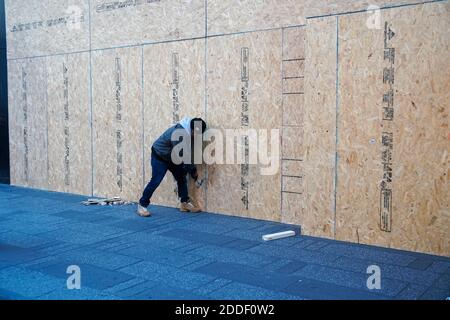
[179, 116, 192, 135]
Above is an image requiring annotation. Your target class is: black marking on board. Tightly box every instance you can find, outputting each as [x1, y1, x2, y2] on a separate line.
[384, 22, 396, 48]
[282, 191, 303, 195]
[96, 0, 161, 13]
[384, 47, 395, 64]
[382, 67, 395, 85]
[380, 21, 396, 232]
[21, 67, 29, 182]
[63, 63, 71, 186]
[11, 15, 85, 33]
[380, 188, 392, 232]
[171, 52, 180, 123]
[240, 47, 250, 210]
[115, 57, 123, 192]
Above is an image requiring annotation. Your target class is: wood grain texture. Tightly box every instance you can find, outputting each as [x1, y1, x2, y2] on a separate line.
[8, 58, 48, 189]
[90, 0, 205, 50]
[304, 0, 423, 17]
[208, 0, 305, 35]
[336, 2, 450, 256]
[5, 0, 449, 256]
[143, 39, 206, 208]
[282, 192, 303, 225]
[92, 47, 143, 201]
[206, 30, 282, 221]
[302, 17, 337, 238]
[46, 53, 92, 196]
[283, 27, 306, 60]
[5, 0, 89, 59]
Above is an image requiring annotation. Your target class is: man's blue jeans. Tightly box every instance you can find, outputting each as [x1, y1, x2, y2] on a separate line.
[139, 150, 189, 207]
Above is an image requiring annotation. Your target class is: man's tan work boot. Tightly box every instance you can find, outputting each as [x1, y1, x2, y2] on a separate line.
[180, 201, 201, 213]
[137, 204, 151, 217]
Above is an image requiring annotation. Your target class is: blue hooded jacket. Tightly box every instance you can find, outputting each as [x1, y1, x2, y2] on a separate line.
[152, 117, 197, 175]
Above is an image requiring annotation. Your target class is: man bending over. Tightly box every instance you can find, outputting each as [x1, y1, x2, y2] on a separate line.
[137, 117, 207, 217]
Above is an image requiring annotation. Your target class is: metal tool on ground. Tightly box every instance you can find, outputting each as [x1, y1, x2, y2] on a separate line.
[82, 197, 133, 206]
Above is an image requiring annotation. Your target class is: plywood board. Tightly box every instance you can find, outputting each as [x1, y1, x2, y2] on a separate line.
[282, 192, 303, 225]
[304, 0, 423, 18]
[5, 0, 90, 59]
[90, 0, 205, 50]
[283, 78, 304, 94]
[143, 39, 206, 209]
[208, 0, 305, 36]
[7, 60, 25, 187]
[7, 58, 48, 189]
[282, 127, 304, 160]
[281, 24, 305, 226]
[336, 2, 450, 256]
[5, 0, 449, 258]
[283, 60, 305, 79]
[91, 47, 143, 201]
[46, 52, 92, 196]
[282, 160, 302, 177]
[206, 30, 282, 221]
[302, 17, 337, 238]
[282, 94, 304, 126]
[282, 176, 303, 194]
[283, 27, 306, 60]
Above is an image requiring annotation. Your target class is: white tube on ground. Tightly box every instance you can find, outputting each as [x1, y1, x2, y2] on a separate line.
[262, 230, 296, 241]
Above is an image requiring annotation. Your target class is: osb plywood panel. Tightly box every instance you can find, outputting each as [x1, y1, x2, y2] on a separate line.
[282, 127, 303, 160]
[46, 53, 92, 196]
[208, 0, 305, 36]
[143, 39, 205, 209]
[283, 78, 304, 94]
[283, 60, 305, 79]
[206, 30, 282, 221]
[283, 27, 306, 60]
[8, 58, 48, 189]
[283, 176, 303, 194]
[281, 24, 306, 225]
[304, 0, 423, 17]
[302, 17, 337, 238]
[7, 61, 24, 186]
[282, 160, 302, 177]
[336, 2, 450, 256]
[90, 0, 205, 50]
[92, 47, 143, 201]
[5, 0, 89, 59]
[282, 192, 303, 224]
[282, 95, 304, 126]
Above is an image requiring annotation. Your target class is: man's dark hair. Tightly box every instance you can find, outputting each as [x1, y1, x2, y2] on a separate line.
[190, 118, 207, 134]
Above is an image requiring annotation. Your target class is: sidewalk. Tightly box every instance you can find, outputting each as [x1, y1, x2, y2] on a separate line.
[0, 184, 448, 300]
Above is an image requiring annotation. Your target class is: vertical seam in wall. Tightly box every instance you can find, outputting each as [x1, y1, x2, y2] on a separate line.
[204, 0, 208, 39]
[333, 16, 340, 239]
[141, 46, 145, 190]
[204, 0, 208, 210]
[5, 57, 10, 184]
[280, 27, 285, 223]
[44, 57, 49, 189]
[4, 1, 10, 183]
[88, 0, 94, 197]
